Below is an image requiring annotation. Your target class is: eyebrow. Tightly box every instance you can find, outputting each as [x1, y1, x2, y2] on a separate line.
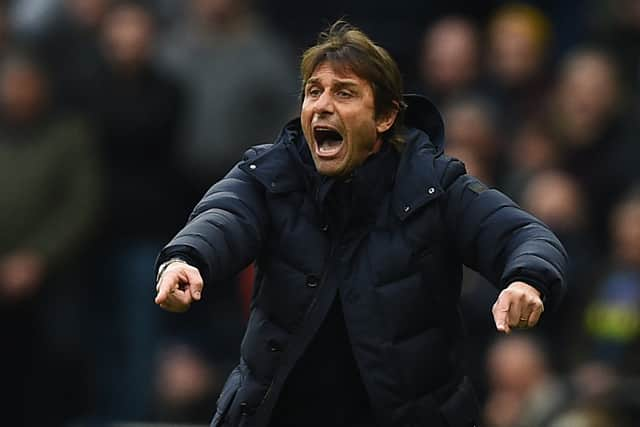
[306, 77, 360, 89]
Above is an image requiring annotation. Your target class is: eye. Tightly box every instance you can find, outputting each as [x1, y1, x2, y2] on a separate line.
[336, 89, 353, 99]
[306, 86, 321, 98]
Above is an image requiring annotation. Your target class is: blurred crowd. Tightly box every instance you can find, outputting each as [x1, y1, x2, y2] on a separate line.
[1, 0, 640, 426]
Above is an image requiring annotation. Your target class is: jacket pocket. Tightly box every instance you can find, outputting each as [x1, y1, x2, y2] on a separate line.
[210, 366, 242, 427]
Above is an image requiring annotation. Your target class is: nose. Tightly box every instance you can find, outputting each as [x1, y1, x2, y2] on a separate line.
[312, 91, 334, 115]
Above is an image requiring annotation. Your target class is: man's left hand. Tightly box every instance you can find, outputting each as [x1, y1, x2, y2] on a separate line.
[492, 281, 544, 334]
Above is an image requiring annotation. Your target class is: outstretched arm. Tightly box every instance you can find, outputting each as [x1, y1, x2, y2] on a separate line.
[155, 153, 269, 312]
[441, 159, 568, 333]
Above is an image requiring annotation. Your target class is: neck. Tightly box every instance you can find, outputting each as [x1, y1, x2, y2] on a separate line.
[371, 137, 384, 154]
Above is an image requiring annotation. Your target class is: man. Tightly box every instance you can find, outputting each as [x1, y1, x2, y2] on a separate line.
[155, 22, 567, 427]
[158, 0, 296, 198]
[88, 1, 189, 420]
[0, 50, 101, 425]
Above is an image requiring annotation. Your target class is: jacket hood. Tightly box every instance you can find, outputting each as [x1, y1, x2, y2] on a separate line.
[402, 94, 445, 153]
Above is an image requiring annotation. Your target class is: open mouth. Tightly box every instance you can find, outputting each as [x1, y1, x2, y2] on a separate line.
[313, 126, 344, 157]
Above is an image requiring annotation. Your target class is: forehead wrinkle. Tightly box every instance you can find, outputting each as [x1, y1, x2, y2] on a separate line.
[305, 75, 361, 88]
[306, 60, 366, 83]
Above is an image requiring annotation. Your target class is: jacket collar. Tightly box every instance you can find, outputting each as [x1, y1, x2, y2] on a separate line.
[391, 127, 445, 220]
[239, 94, 446, 221]
[238, 124, 307, 194]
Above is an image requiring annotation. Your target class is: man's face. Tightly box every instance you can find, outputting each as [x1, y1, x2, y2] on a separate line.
[301, 62, 396, 176]
[103, 5, 153, 68]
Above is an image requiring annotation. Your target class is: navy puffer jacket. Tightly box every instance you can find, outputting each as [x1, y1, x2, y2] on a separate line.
[157, 95, 567, 427]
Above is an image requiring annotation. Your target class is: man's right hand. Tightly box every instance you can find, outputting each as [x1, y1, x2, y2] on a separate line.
[155, 260, 204, 312]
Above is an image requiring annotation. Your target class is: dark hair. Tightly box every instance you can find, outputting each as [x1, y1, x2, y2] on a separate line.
[300, 21, 406, 147]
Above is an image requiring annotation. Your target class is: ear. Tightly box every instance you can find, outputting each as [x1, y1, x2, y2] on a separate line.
[375, 102, 399, 134]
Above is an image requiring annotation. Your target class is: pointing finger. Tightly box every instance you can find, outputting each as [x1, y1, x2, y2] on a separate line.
[492, 297, 511, 334]
[155, 273, 177, 305]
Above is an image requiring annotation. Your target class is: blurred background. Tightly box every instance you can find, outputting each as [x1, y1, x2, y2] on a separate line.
[1, 0, 640, 426]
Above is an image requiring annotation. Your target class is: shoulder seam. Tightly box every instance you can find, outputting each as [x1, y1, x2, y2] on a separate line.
[438, 156, 466, 189]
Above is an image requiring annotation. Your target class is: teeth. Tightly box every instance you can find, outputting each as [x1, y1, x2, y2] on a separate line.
[313, 126, 343, 156]
[319, 139, 342, 153]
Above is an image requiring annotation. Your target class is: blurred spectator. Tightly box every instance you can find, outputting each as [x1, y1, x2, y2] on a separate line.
[488, 3, 551, 89]
[550, 48, 621, 148]
[522, 170, 585, 229]
[158, 0, 297, 195]
[570, 361, 618, 403]
[152, 0, 186, 28]
[547, 47, 640, 249]
[9, 0, 63, 37]
[484, 334, 570, 427]
[0, 1, 12, 52]
[501, 120, 561, 199]
[548, 408, 623, 427]
[81, 1, 192, 421]
[419, 16, 481, 104]
[549, 366, 640, 427]
[588, 0, 640, 93]
[520, 171, 599, 369]
[154, 343, 220, 422]
[582, 189, 640, 374]
[93, 0, 186, 239]
[35, 0, 110, 112]
[0, 49, 101, 425]
[521, 171, 595, 281]
[443, 95, 502, 185]
[485, 3, 553, 130]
